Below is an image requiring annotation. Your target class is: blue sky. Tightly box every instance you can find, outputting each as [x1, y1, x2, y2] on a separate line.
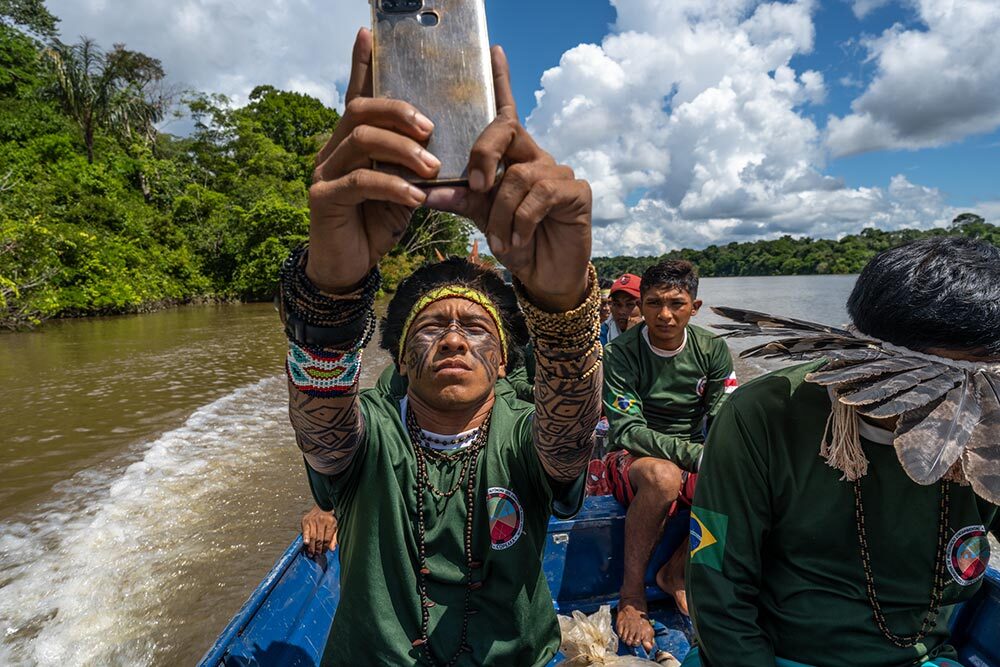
[48, 0, 1000, 255]
[484, 0, 999, 209]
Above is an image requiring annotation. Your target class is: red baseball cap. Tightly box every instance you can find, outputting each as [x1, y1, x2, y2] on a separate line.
[610, 274, 641, 299]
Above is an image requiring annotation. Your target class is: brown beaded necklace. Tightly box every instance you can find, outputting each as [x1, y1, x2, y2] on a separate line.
[406, 406, 491, 667]
[853, 478, 951, 648]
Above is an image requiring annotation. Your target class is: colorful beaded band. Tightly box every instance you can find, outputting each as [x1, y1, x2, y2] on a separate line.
[287, 341, 365, 397]
[398, 286, 509, 365]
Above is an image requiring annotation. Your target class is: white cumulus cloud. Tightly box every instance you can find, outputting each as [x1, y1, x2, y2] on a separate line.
[46, 0, 370, 112]
[525, 0, 994, 256]
[826, 0, 1000, 157]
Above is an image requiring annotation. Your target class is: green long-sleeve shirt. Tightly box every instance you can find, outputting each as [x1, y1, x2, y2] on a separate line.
[688, 361, 998, 667]
[603, 323, 735, 471]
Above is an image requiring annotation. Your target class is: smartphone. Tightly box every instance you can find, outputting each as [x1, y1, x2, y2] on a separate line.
[370, 0, 496, 186]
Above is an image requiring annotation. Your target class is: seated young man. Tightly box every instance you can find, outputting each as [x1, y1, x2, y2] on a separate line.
[280, 29, 601, 666]
[602, 260, 737, 650]
[687, 237, 1000, 667]
[601, 273, 643, 345]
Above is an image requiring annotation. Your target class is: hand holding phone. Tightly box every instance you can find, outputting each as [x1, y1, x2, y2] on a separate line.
[306, 28, 434, 294]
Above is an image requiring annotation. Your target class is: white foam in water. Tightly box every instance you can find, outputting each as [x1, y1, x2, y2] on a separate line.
[0, 377, 290, 666]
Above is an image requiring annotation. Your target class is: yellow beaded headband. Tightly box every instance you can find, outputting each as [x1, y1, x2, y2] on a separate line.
[398, 286, 508, 364]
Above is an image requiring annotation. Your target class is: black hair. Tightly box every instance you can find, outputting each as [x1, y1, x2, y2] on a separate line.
[640, 260, 699, 299]
[380, 257, 530, 371]
[848, 236, 1000, 356]
[599, 277, 614, 290]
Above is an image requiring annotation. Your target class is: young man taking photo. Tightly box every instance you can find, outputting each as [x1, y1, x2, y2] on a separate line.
[280, 29, 601, 666]
[687, 237, 1000, 667]
[602, 260, 737, 650]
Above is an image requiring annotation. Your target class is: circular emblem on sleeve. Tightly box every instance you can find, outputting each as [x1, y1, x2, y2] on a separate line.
[946, 525, 990, 586]
[487, 487, 524, 551]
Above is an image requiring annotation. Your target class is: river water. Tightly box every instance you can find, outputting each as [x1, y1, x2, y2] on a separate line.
[0, 275, 990, 665]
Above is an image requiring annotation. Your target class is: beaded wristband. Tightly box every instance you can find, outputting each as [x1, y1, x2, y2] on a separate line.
[515, 264, 603, 371]
[287, 342, 365, 397]
[285, 309, 377, 397]
[279, 245, 382, 330]
[516, 265, 601, 338]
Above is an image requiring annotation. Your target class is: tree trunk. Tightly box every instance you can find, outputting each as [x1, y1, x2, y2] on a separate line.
[85, 123, 94, 164]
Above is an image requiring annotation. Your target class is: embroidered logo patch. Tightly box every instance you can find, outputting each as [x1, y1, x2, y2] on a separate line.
[724, 371, 739, 394]
[947, 524, 990, 586]
[690, 507, 728, 572]
[615, 395, 636, 412]
[696, 377, 707, 397]
[487, 487, 524, 551]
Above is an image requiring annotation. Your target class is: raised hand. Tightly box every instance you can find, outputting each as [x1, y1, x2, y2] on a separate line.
[307, 28, 440, 293]
[426, 47, 593, 313]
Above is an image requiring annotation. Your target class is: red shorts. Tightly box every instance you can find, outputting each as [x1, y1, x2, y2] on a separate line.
[595, 450, 697, 516]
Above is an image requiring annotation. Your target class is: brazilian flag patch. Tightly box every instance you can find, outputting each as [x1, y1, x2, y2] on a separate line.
[614, 395, 637, 413]
[690, 507, 728, 572]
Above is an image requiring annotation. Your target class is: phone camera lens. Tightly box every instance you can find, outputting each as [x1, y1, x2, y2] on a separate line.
[381, 0, 423, 12]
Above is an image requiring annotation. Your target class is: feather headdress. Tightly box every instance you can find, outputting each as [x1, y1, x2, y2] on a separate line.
[712, 306, 1000, 505]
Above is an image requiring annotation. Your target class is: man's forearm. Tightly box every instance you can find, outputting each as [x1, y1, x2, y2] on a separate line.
[532, 346, 602, 482]
[519, 265, 603, 483]
[289, 382, 365, 476]
[613, 422, 703, 472]
[281, 247, 379, 478]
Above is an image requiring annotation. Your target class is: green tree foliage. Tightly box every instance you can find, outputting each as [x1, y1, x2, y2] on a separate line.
[0, 15, 472, 330]
[43, 37, 166, 163]
[0, 0, 57, 38]
[593, 215, 1000, 281]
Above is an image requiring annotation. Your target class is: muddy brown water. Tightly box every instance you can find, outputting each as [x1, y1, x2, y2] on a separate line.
[0, 276, 993, 665]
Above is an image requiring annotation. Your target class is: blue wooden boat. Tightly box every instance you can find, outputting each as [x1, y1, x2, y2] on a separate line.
[200, 495, 1000, 666]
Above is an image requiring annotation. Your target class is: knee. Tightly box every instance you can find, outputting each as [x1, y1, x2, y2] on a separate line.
[632, 460, 682, 500]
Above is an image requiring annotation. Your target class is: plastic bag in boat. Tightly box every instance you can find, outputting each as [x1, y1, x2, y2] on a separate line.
[557, 605, 678, 666]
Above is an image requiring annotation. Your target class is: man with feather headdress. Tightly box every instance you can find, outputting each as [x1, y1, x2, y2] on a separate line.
[684, 237, 999, 667]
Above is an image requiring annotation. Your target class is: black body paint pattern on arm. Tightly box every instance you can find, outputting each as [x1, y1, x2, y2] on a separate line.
[288, 379, 366, 477]
[531, 343, 602, 483]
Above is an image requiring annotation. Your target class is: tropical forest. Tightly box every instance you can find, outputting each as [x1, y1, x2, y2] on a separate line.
[1, 2, 996, 330]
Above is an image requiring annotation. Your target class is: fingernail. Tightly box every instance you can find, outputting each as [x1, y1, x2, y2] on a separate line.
[417, 148, 441, 169]
[425, 187, 464, 210]
[511, 232, 523, 248]
[406, 185, 426, 203]
[413, 112, 434, 133]
[489, 234, 505, 254]
[469, 169, 486, 192]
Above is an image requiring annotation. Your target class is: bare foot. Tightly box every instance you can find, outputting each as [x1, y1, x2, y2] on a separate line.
[616, 595, 655, 652]
[655, 542, 689, 616]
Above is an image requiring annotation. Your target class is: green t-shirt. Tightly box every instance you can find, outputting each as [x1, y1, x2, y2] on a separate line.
[307, 384, 584, 666]
[603, 323, 735, 471]
[687, 361, 999, 667]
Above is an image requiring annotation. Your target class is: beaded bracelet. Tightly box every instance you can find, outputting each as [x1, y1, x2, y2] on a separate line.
[287, 343, 365, 397]
[286, 312, 377, 397]
[279, 245, 382, 329]
[515, 264, 603, 371]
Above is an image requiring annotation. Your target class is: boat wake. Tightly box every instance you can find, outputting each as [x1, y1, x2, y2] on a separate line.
[0, 376, 298, 666]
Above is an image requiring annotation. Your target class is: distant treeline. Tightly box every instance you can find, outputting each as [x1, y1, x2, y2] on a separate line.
[0, 5, 471, 330]
[593, 215, 999, 281]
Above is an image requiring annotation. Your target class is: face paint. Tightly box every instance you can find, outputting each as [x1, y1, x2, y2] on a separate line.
[401, 298, 505, 411]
